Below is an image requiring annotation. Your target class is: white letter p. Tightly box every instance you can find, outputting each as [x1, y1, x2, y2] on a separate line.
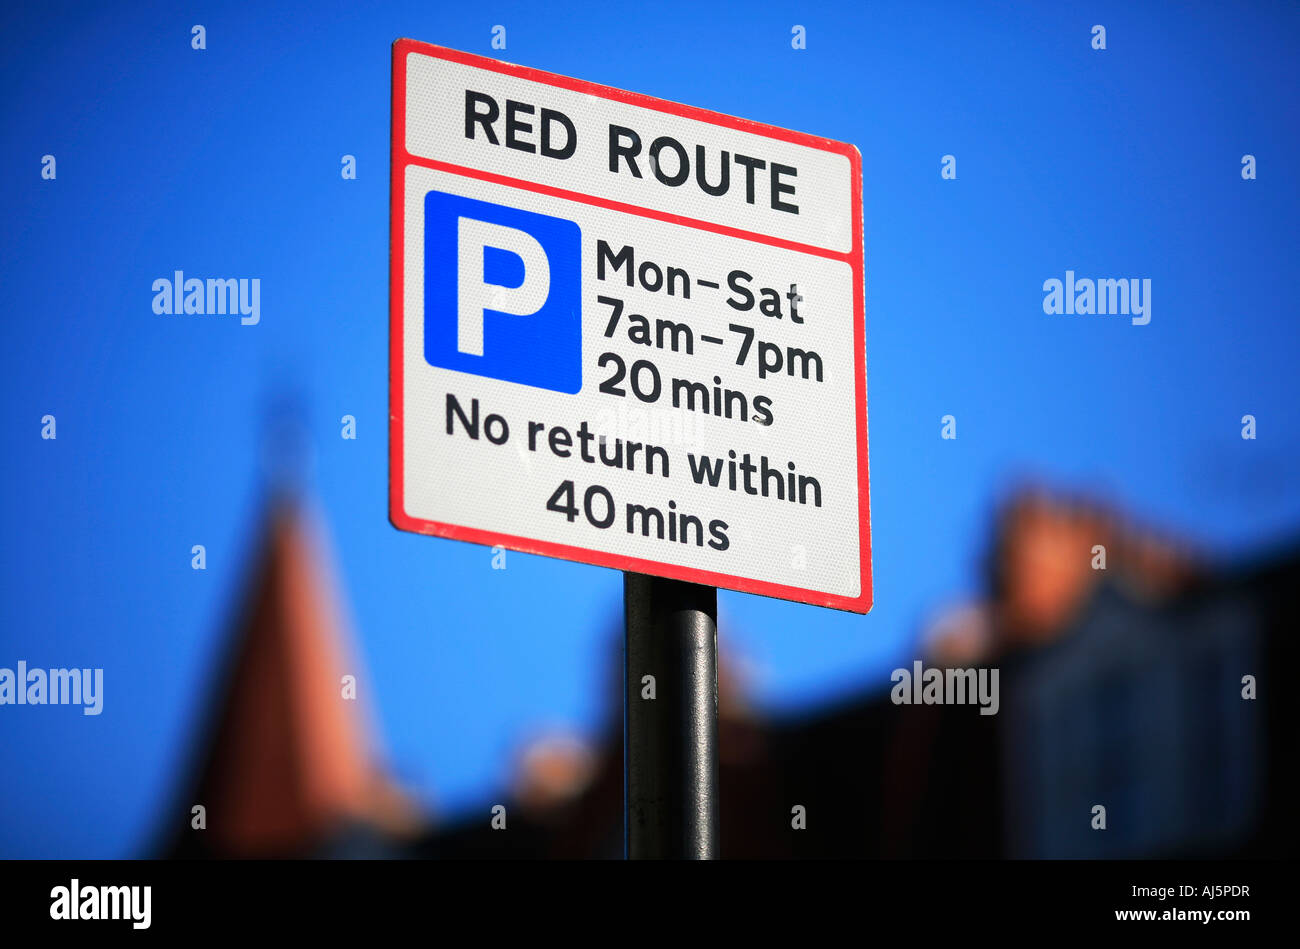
[457, 217, 550, 356]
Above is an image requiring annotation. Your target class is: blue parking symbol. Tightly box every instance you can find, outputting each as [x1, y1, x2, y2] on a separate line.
[424, 190, 582, 393]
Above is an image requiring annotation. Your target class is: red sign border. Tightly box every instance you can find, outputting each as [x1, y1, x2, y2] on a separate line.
[390, 38, 872, 614]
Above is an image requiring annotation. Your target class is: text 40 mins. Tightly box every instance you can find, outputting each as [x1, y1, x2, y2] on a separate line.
[545, 479, 730, 551]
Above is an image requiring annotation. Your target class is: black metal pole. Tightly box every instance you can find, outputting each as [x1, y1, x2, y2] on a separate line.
[623, 572, 719, 859]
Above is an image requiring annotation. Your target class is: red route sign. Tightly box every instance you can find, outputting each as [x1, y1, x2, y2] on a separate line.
[390, 39, 871, 613]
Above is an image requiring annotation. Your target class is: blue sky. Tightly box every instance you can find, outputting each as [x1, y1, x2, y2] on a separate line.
[1, 0, 1297, 857]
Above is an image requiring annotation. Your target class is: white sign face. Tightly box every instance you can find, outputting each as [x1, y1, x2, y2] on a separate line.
[390, 40, 872, 613]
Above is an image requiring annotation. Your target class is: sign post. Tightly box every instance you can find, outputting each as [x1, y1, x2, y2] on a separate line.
[624, 573, 718, 858]
[390, 39, 870, 858]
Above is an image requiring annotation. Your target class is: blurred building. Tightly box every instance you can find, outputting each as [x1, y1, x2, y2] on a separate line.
[418, 488, 1296, 859]
[160, 485, 1294, 859]
[161, 494, 422, 858]
[911, 489, 1292, 858]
